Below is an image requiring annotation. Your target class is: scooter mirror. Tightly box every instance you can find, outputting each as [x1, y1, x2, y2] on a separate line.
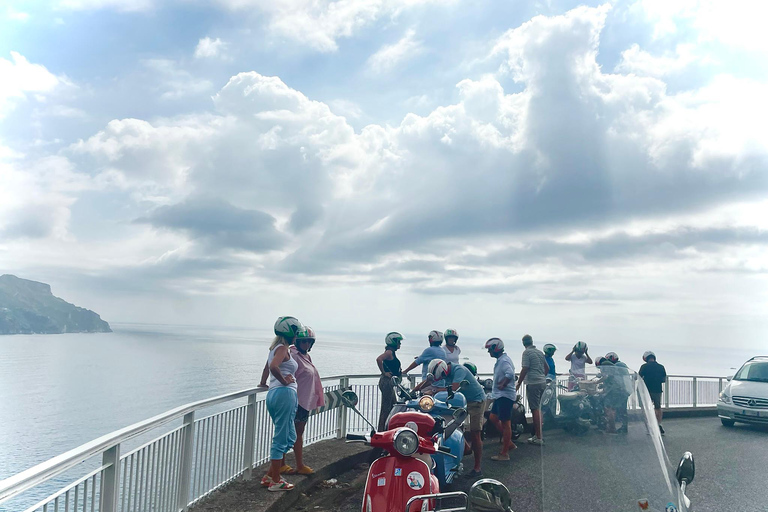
[676, 452, 695, 485]
[468, 479, 513, 512]
[341, 390, 359, 408]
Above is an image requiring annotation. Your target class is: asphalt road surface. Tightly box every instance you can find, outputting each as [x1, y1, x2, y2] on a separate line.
[301, 417, 768, 512]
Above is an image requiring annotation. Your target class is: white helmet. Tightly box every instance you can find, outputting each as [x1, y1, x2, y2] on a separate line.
[605, 352, 619, 363]
[574, 341, 588, 353]
[485, 337, 504, 354]
[428, 330, 444, 345]
[445, 329, 459, 342]
[643, 351, 656, 362]
[427, 359, 450, 381]
[274, 316, 303, 338]
[385, 332, 404, 349]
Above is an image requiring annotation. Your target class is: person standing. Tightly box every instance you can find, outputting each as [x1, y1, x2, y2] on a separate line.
[605, 351, 631, 433]
[543, 344, 557, 381]
[402, 330, 447, 386]
[285, 326, 325, 475]
[485, 338, 517, 461]
[262, 316, 303, 491]
[426, 358, 486, 478]
[443, 329, 461, 364]
[565, 341, 592, 390]
[639, 351, 667, 434]
[375, 332, 404, 431]
[516, 335, 549, 446]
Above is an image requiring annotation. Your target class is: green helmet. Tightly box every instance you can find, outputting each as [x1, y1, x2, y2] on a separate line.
[274, 316, 303, 338]
[463, 362, 477, 376]
[543, 343, 557, 357]
[445, 328, 459, 341]
[574, 341, 588, 354]
[385, 332, 404, 349]
[297, 326, 316, 341]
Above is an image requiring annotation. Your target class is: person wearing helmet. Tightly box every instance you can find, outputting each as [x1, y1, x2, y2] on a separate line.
[402, 330, 447, 384]
[463, 361, 478, 376]
[262, 316, 303, 491]
[639, 351, 667, 434]
[444, 329, 461, 365]
[565, 341, 593, 390]
[285, 327, 325, 475]
[485, 338, 517, 460]
[419, 358, 487, 477]
[604, 352, 631, 433]
[516, 335, 549, 446]
[375, 332, 404, 431]
[543, 344, 557, 381]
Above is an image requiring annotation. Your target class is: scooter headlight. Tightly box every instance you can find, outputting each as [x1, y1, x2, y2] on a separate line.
[393, 428, 420, 456]
[418, 395, 435, 412]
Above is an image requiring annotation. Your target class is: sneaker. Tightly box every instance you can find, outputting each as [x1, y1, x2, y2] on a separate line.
[528, 437, 544, 446]
[659, 425, 665, 435]
[617, 426, 628, 434]
[466, 469, 483, 478]
[490, 454, 510, 461]
[260, 475, 271, 488]
[527, 436, 536, 443]
[268, 479, 295, 492]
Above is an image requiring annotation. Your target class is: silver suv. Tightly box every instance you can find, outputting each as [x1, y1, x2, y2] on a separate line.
[717, 356, 768, 427]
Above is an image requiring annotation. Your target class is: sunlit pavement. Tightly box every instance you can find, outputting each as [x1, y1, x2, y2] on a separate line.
[320, 417, 768, 512]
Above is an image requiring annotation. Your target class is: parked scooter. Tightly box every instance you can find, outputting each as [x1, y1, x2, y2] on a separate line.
[479, 378, 529, 441]
[385, 376, 467, 486]
[341, 390, 514, 512]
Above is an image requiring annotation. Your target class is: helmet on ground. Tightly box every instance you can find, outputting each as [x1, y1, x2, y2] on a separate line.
[605, 352, 619, 363]
[428, 330, 444, 345]
[543, 344, 557, 357]
[574, 341, 588, 353]
[485, 337, 504, 354]
[463, 362, 478, 376]
[274, 316, 303, 338]
[297, 326, 316, 341]
[385, 332, 404, 349]
[643, 351, 656, 362]
[428, 359, 450, 381]
[445, 329, 459, 341]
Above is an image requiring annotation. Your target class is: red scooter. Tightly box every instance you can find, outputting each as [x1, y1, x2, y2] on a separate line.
[341, 390, 513, 512]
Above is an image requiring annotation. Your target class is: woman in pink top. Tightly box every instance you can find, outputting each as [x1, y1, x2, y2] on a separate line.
[285, 326, 325, 475]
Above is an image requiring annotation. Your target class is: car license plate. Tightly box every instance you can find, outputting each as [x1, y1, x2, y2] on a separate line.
[743, 409, 760, 417]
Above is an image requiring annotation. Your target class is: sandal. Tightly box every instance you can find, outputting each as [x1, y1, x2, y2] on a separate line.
[268, 479, 295, 492]
[279, 464, 293, 474]
[490, 454, 510, 461]
[296, 466, 315, 475]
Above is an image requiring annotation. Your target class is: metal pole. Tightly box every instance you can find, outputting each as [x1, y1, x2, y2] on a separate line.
[100, 445, 121, 512]
[337, 377, 349, 439]
[242, 393, 257, 480]
[176, 412, 195, 511]
[719, 377, 724, 393]
[692, 377, 698, 407]
[408, 375, 416, 389]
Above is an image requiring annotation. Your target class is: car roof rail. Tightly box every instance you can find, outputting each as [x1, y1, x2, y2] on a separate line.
[746, 356, 768, 362]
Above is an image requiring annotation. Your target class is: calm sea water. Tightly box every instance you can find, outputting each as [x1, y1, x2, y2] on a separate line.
[0, 323, 757, 506]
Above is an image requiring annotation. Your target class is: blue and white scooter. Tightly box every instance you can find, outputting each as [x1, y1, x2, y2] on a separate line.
[386, 376, 467, 486]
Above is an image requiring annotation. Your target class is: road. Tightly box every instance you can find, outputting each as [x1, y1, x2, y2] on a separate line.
[299, 417, 768, 512]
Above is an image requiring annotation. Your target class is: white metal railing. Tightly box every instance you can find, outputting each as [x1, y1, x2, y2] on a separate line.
[0, 373, 720, 512]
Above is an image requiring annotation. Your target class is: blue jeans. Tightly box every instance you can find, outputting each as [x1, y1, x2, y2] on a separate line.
[267, 387, 298, 460]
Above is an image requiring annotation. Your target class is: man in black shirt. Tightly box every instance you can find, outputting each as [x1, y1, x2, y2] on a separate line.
[639, 351, 667, 434]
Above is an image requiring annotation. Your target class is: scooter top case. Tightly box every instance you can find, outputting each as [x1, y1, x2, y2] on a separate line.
[364, 448, 439, 512]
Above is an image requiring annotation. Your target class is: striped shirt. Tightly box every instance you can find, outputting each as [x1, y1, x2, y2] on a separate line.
[521, 346, 548, 385]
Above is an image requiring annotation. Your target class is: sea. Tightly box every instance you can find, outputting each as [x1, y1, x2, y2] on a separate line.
[0, 323, 758, 508]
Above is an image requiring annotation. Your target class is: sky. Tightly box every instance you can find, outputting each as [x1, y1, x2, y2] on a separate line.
[1, 0, 767, 351]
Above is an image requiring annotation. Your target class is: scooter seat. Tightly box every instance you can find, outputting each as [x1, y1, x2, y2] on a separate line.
[558, 391, 586, 402]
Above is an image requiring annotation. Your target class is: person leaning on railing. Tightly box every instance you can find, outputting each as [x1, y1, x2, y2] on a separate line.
[260, 316, 303, 492]
[376, 332, 404, 431]
[283, 326, 325, 475]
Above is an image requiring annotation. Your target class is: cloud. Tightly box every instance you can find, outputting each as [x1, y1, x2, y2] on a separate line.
[194, 37, 228, 59]
[615, 43, 698, 77]
[57, 0, 154, 12]
[0, 52, 61, 117]
[140, 59, 213, 100]
[367, 29, 424, 74]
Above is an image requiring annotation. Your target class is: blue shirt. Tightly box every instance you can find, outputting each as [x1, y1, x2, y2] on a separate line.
[492, 353, 517, 400]
[414, 346, 448, 380]
[545, 356, 556, 379]
[448, 364, 486, 403]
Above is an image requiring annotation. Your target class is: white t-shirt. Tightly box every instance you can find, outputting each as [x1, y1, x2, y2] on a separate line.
[443, 345, 461, 365]
[267, 345, 298, 391]
[570, 354, 587, 377]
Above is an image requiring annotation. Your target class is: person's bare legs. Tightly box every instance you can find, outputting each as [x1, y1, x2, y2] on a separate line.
[268, 459, 282, 483]
[488, 413, 503, 440]
[605, 408, 616, 433]
[655, 407, 662, 424]
[471, 430, 482, 471]
[532, 409, 543, 440]
[500, 420, 515, 456]
[294, 421, 307, 470]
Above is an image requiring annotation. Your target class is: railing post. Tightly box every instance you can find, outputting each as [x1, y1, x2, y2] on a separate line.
[242, 393, 257, 480]
[692, 377, 698, 407]
[337, 377, 349, 439]
[99, 445, 121, 512]
[665, 377, 670, 409]
[176, 412, 195, 511]
[719, 377, 724, 393]
[408, 375, 416, 389]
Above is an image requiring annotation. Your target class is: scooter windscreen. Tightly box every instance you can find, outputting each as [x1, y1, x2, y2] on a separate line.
[535, 368, 686, 512]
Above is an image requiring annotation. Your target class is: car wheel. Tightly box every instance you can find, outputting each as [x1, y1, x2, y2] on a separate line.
[721, 418, 735, 427]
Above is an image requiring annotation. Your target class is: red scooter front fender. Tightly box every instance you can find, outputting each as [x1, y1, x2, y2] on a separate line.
[362, 455, 439, 512]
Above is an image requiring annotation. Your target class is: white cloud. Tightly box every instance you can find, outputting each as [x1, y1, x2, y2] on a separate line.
[367, 29, 424, 74]
[0, 52, 61, 117]
[141, 59, 213, 100]
[4, 6, 30, 21]
[57, 0, 154, 12]
[194, 37, 227, 59]
[615, 43, 698, 77]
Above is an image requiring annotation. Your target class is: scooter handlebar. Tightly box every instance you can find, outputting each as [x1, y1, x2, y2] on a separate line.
[437, 445, 458, 459]
[346, 434, 368, 443]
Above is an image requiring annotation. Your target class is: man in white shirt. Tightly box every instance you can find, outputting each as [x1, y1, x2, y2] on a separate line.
[485, 337, 517, 461]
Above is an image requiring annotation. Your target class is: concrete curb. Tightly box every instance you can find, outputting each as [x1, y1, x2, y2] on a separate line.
[264, 448, 371, 512]
[660, 407, 718, 418]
